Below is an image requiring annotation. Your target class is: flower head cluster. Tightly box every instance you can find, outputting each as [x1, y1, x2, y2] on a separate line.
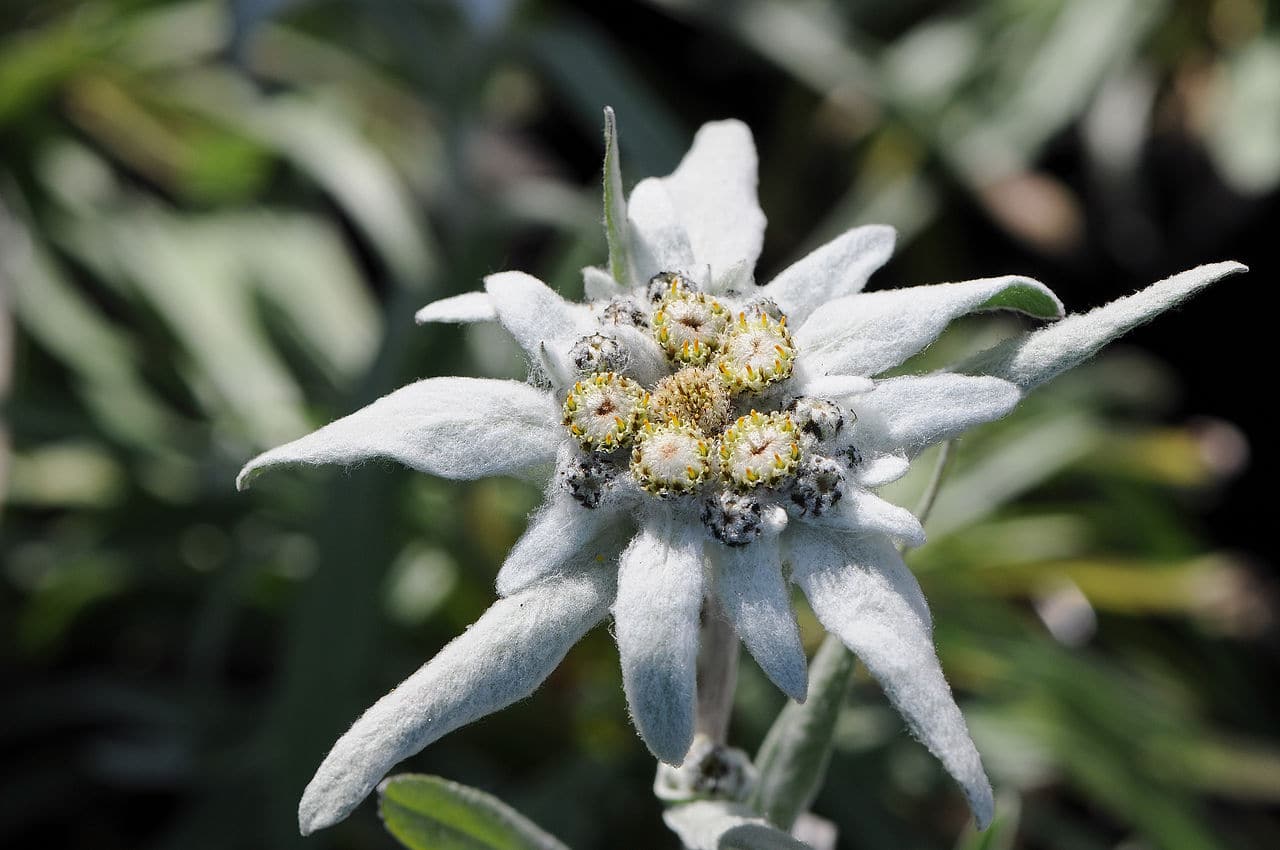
[237, 108, 1245, 836]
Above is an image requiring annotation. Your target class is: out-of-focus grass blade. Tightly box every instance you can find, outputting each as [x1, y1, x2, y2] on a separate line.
[228, 211, 381, 381]
[1, 195, 176, 447]
[177, 72, 437, 286]
[954, 790, 1020, 850]
[378, 774, 571, 850]
[527, 17, 686, 177]
[894, 411, 1105, 541]
[1205, 35, 1280, 194]
[57, 206, 311, 445]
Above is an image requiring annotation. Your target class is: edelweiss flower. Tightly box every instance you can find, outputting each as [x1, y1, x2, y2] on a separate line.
[237, 110, 1246, 836]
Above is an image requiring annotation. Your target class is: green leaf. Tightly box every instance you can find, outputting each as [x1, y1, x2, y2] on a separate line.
[748, 634, 855, 830]
[977, 283, 1064, 320]
[378, 774, 570, 850]
[601, 106, 634, 287]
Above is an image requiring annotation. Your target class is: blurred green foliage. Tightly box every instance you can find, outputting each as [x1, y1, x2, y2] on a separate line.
[1, 1, 1276, 849]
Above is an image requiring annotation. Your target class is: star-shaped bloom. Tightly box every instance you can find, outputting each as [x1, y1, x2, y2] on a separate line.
[238, 111, 1246, 836]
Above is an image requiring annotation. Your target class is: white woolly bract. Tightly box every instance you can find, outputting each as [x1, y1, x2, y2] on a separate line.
[796, 275, 1065, 378]
[711, 539, 808, 701]
[484, 271, 597, 371]
[850, 453, 911, 488]
[297, 568, 614, 835]
[787, 527, 993, 828]
[851, 374, 1023, 458]
[627, 120, 766, 287]
[613, 516, 704, 765]
[663, 801, 810, 850]
[236, 377, 559, 490]
[760, 224, 896, 324]
[495, 491, 629, 597]
[795, 485, 927, 548]
[627, 177, 696, 285]
[414, 291, 497, 324]
[963, 261, 1247, 391]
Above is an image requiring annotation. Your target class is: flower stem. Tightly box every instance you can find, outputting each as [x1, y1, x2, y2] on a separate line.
[695, 591, 739, 745]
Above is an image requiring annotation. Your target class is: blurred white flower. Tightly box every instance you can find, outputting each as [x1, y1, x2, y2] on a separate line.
[238, 112, 1245, 836]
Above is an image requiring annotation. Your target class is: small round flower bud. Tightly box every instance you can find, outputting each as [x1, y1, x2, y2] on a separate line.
[654, 734, 758, 802]
[650, 367, 732, 436]
[558, 454, 616, 509]
[718, 410, 801, 491]
[647, 271, 697, 303]
[570, 333, 628, 374]
[602, 297, 648, 328]
[716, 310, 795, 393]
[562, 372, 647, 453]
[789, 454, 845, 516]
[651, 290, 728, 367]
[700, 490, 763, 546]
[788, 396, 847, 444]
[630, 419, 714, 498]
[745, 297, 784, 321]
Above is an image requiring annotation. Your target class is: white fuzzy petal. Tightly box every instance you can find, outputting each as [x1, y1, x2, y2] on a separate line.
[787, 527, 992, 828]
[627, 177, 695, 284]
[484, 271, 597, 363]
[607, 324, 669, 387]
[583, 265, 624, 302]
[662, 119, 766, 279]
[236, 378, 559, 490]
[797, 486, 926, 548]
[796, 275, 1064, 377]
[761, 225, 896, 324]
[962, 261, 1247, 391]
[852, 374, 1021, 457]
[664, 801, 810, 850]
[797, 372, 876, 399]
[851, 453, 911, 488]
[297, 568, 614, 835]
[495, 492, 629, 597]
[414, 291, 497, 324]
[613, 517, 704, 764]
[712, 539, 808, 701]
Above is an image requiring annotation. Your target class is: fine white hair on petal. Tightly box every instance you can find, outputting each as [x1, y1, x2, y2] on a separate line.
[796, 275, 1064, 378]
[627, 177, 696, 284]
[606, 324, 669, 387]
[297, 567, 616, 836]
[484, 271, 597, 365]
[613, 516, 705, 765]
[711, 538, 808, 701]
[851, 453, 911, 489]
[495, 491, 629, 597]
[236, 378, 560, 490]
[659, 119, 767, 282]
[663, 801, 811, 850]
[760, 224, 896, 324]
[414, 291, 497, 324]
[796, 372, 876, 399]
[962, 261, 1248, 391]
[851, 374, 1022, 458]
[583, 265, 624, 302]
[787, 527, 994, 828]
[794, 485, 926, 548]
